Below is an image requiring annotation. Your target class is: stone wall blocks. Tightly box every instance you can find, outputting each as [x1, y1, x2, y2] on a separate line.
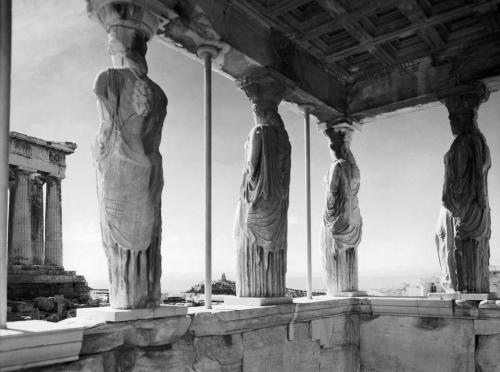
[130, 316, 192, 346]
[311, 315, 360, 348]
[194, 334, 243, 369]
[132, 336, 196, 372]
[80, 315, 193, 354]
[476, 334, 500, 372]
[37, 354, 105, 372]
[81, 329, 125, 355]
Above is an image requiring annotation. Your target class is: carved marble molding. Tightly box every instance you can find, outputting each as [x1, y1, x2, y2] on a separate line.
[9, 132, 75, 179]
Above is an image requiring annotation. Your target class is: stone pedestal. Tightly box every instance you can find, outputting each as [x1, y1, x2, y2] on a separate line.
[224, 296, 293, 306]
[428, 292, 497, 301]
[329, 291, 368, 298]
[76, 305, 187, 322]
[45, 176, 62, 266]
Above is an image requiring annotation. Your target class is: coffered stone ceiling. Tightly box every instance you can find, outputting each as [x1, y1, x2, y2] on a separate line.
[91, 0, 500, 123]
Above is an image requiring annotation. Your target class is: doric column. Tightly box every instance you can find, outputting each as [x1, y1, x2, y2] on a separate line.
[435, 83, 491, 294]
[302, 105, 314, 300]
[319, 122, 363, 296]
[9, 169, 32, 265]
[197, 45, 219, 310]
[0, 0, 12, 328]
[233, 75, 291, 300]
[30, 174, 44, 265]
[45, 176, 62, 267]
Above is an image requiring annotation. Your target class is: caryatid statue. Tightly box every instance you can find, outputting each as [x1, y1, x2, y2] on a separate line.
[90, 3, 167, 308]
[436, 84, 491, 294]
[234, 80, 291, 298]
[320, 125, 362, 295]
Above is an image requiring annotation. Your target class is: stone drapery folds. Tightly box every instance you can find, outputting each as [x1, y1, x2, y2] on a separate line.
[234, 80, 291, 297]
[320, 127, 362, 294]
[91, 3, 167, 309]
[436, 83, 491, 293]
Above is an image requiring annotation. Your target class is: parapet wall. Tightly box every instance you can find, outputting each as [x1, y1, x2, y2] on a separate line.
[21, 297, 500, 372]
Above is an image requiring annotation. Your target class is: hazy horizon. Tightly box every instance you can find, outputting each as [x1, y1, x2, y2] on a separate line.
[10, 0, 500, 293]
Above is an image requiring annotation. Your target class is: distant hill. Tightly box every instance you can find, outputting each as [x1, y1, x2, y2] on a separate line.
[186, 274, 325, 298]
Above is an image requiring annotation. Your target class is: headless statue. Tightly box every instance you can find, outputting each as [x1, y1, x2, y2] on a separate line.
[320, 128, 362, 294]
[92, 26, 167, 308]
[234, 102, 291, 297]
[436, 100, 491, 293]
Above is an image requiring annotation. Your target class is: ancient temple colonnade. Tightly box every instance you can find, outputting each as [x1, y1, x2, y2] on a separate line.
[7, 132, 76, 267]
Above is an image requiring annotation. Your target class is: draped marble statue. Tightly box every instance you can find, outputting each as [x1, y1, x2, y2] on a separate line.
[320, 127, 362, 294]
[436, 86, 490, 293]
[234, 101, 291, 297]
[92, 24, 167, 308]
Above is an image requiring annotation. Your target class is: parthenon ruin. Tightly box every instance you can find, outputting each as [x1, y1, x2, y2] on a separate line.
[7, 132, 88, 300]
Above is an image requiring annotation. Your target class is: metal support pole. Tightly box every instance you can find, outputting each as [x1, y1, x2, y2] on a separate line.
[197, 45, 218, 310]
[304, 106, 313, 300]
[0, 0, 12, 329]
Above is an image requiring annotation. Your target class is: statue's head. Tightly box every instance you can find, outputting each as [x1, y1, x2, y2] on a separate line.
[252, 101, 284, 128]
[324, 127, 351, 160]
[107, 26, 148, 76]
[445, 83, 489, 137]
[449, 111, 475, 136]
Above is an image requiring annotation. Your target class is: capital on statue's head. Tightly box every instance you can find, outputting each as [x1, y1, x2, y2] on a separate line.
[87, 0, 159, 41]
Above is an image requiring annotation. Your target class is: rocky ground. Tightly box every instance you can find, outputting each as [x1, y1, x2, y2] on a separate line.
[7, 295, 107, 322]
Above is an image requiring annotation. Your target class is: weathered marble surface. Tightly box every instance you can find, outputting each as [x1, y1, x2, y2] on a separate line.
[14, 297, 500, 372]
[360, 315, 474, 372]
[242, 323, 320, 372]
[92, 10, 167, 309]
[476, 334, 500, 372]
[320, 128, 362, 294]
[0, 320, 83, 371]
[234, 81, 290, 298]
[436, 84, 491, 293]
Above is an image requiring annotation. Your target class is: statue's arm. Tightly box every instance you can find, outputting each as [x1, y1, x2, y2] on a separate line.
[444, 138, 473, 213]
[327, 164, 344, 219]
[92, 71, 114, 158]
[247, 126, 262, 179]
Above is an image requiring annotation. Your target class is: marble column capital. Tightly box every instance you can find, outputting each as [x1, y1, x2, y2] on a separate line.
[237, 69, 290, 110]
[29, 172, 45, 185]
[445, 83, 489, 113]
[44, 175, 61, 184]
[87, 0, 159, 41]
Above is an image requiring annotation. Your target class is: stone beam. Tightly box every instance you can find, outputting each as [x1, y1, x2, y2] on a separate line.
[9, 132, 76, 179]
[140, 0, 347, 122]
[347, 34, 500, 122]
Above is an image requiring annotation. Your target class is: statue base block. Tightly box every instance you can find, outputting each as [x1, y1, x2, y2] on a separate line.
[224, 296, 293, 306]
[329, 291, 368, 297]
[76, 305, 188, 322]
[428, 292, 497, 301]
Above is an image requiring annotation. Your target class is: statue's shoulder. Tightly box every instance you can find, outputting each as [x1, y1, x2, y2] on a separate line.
[147, 78, 168, 107]
[93, 70, 109, 95]
[93, 69, 123, 98]
[250, 125, 264, 137]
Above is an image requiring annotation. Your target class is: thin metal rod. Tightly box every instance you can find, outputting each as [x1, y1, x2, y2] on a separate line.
[0, 0, 12, 329]
[203, 53, 212, 310]
[304, 108, 312, 300]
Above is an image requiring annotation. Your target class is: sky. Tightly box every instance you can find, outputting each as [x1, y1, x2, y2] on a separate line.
[10, 0, 500, 291]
